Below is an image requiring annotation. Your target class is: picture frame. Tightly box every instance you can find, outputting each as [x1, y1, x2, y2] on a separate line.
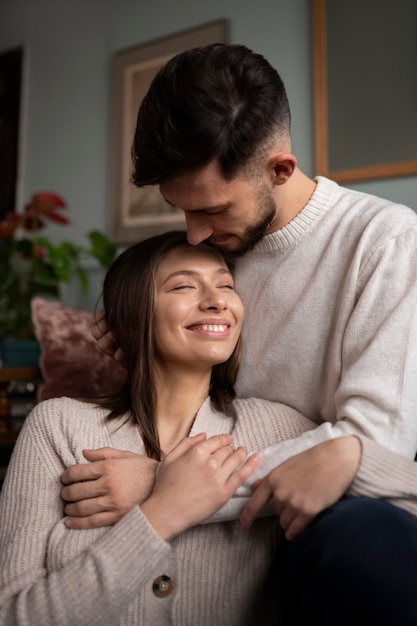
[108, 20, 227, 244]
[313, 0, 417, 183]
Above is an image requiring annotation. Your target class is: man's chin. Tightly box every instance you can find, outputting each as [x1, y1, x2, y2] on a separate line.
[207, 232, 265, 256]
[208, 238, 243, 256]
[209, 241, 252, 258]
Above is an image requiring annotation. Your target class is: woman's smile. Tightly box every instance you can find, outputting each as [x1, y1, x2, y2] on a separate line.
[186, 319, 231, 336]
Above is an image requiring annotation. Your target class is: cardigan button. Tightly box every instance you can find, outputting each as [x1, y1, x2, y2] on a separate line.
[152, 574, 173, 598]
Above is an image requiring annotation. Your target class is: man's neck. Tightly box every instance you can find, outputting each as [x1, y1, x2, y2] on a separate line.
[269, 168, 317, 232]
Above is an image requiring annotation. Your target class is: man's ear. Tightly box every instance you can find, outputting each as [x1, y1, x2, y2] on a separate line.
[268, 152, 297, 185]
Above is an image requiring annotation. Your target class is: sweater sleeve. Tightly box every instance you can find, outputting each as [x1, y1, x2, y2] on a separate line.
[347, 438, 417, 521]
[0, 404, 170, 626]
[332, 226, 417, 456]
[207, 399, 417, 524]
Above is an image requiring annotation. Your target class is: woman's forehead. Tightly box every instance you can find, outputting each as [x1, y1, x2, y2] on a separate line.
[159, 244, 229, 270]
[154, 245, 231, 287]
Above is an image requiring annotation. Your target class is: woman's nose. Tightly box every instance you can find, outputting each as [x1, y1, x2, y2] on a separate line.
[200, 289, 227, 311]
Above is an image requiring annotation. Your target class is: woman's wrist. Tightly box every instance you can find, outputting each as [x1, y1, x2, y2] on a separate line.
[140, 496, 183, 543]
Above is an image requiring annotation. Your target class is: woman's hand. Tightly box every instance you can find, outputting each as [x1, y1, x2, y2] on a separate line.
[61, 448, 159, 529]
[141, 433, 261, 541]
[240, 436, 361, 540]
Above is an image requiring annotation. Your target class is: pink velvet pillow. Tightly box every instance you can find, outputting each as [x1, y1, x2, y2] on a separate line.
[31, 297, 126, 401]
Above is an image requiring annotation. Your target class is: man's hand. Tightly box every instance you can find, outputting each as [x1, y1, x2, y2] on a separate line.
[92, 309, 125, 363]
[240, 436, 361, 540]
[61, 447, 158, 529]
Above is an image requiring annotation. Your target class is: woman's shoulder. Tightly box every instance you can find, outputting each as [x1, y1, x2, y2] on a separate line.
[15, 397, 123, 467]
[27, 396, 107, 424]
[22, 397, 110, 446]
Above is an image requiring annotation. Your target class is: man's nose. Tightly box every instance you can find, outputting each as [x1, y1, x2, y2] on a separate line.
[185, 213, 213, 245]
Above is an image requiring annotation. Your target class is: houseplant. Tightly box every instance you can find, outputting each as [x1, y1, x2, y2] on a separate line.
[0, 192, 117, 366]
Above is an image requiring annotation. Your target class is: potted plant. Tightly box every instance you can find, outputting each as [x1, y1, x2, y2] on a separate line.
[0, 191, 117, 367]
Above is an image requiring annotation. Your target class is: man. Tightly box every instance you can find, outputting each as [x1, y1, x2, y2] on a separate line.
[62, 44, 417, 623]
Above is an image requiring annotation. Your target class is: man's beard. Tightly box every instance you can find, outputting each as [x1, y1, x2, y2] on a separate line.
[212, 184, 277, 257]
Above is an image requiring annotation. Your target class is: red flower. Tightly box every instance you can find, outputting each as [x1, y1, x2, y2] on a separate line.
[24, 192, 69, 229]
[0, 191, 69, 236]
[34, 245, 46, 259]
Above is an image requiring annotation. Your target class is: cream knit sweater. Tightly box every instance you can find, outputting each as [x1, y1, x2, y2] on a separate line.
[235, 176, 417, 461]
[3, 398, 417, 626]
[0, 396, 313, 626]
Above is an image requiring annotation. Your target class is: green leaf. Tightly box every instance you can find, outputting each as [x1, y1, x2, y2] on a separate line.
[75, 265, 89, 293]
[0, 225, 118, 339]
[88, 231, 117, 268]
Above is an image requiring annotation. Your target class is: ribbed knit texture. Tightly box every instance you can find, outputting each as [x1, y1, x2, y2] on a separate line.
[0, 395, 311, 625]
[350, 437, 417, 519]
[235, 176, 417, 458]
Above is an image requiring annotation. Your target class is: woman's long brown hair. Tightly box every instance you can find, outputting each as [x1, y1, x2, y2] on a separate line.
[97, 231, 241, 460]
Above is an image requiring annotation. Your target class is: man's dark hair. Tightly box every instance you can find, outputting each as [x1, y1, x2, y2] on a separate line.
[131, 43, 291, 186]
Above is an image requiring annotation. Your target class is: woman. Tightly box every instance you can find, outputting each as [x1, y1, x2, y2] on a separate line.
[0, 231, 313, 625]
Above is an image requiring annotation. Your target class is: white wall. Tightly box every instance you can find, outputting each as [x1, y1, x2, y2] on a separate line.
[1, 0, 417, 308]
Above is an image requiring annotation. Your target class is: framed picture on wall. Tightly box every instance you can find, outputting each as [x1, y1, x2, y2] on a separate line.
[108, 19, 227, 245]
[313, 0, 417, 183]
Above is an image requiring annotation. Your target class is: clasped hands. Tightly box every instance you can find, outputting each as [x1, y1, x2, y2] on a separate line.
[61, 434, 360, 540]
[61, 433, 261, 539]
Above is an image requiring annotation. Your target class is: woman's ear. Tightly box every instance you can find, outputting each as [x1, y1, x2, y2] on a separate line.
[269, 152, 297, 185]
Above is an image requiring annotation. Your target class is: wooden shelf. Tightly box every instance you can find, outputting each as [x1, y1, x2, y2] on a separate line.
[0, 366, 41, 444]
[0, 367, 41, 383]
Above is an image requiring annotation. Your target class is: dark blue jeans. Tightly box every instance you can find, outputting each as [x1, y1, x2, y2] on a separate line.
[246, 497, 417, 625]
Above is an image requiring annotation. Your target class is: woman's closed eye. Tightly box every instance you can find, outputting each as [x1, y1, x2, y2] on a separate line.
[171, 284, 196, 291]
[168, 281, 235, 292]
[217, 283, 235, 290]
